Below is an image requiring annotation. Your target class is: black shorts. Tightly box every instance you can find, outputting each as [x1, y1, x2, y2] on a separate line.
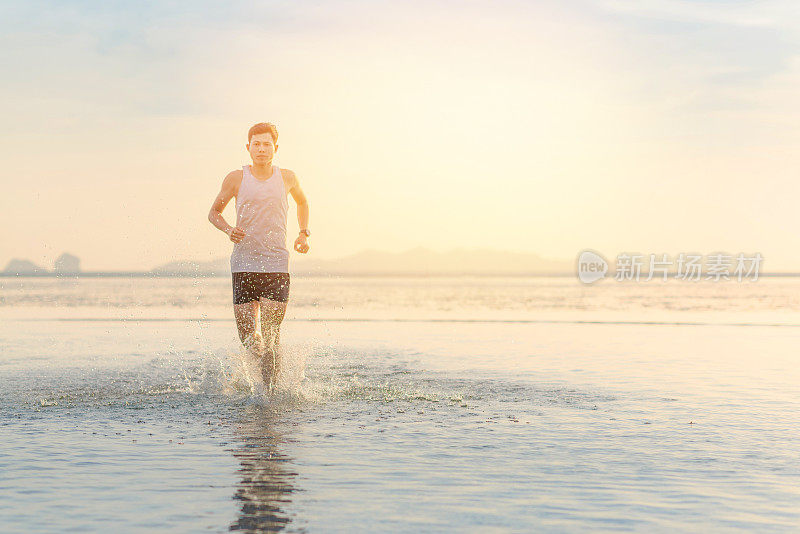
[232, 272, 290, 304]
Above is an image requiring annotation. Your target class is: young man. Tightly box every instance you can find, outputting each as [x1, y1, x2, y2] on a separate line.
[207, 122, 310, 388]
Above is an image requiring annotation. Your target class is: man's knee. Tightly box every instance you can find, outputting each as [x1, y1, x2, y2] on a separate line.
[234, 302, 260, 343]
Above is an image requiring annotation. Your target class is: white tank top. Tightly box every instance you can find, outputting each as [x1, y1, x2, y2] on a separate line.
[230, 164, 290, 273]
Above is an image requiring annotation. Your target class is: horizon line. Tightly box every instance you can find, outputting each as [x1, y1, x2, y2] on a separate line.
[1, 271, 798, 278]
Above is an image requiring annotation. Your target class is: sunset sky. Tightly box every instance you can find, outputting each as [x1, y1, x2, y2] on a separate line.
[1, 0, 798, 271]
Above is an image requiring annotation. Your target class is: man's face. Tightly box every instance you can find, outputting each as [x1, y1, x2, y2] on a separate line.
[247, 133, 277, 164]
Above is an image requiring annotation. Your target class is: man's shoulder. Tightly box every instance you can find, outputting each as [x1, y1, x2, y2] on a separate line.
[224, 169, 244, 184]
[220, 169, 243, 195]
[280, 167, 298, 186]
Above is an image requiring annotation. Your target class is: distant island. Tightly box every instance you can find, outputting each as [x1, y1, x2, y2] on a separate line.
[2, 252, 81, 276]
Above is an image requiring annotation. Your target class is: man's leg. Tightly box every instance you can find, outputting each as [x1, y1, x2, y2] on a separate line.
[259, 298, 287, 386]
[233, 300, 263, 360]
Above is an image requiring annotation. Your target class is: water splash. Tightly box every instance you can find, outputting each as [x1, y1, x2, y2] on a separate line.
[182, 341, 312, 402]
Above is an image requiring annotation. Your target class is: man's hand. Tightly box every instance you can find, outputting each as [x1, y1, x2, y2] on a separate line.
[228, 226, 247, 243]
[294, 235, 310, 253]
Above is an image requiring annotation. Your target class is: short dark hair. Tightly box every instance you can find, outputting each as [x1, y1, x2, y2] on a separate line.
[248, 122, 278, 144]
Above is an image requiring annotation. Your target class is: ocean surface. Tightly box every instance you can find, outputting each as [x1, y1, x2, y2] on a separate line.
[1, 275, 799, 532]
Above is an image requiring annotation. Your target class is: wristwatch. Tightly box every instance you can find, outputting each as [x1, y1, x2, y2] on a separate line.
[299, 229, 311, 237]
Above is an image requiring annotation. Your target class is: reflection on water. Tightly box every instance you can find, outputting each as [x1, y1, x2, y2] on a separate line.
[229, 406, 301, 532]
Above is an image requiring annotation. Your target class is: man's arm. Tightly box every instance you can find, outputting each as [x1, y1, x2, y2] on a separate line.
[285, 169, 310, 253]
[208, 171, 246, 243]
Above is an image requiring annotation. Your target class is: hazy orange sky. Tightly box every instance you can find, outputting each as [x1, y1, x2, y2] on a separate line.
[1, 0, 798, 271]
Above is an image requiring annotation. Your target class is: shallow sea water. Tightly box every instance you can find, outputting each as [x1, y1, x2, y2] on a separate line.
[1, 276, 799, 532]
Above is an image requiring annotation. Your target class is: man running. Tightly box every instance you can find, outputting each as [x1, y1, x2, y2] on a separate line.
[207, 122, 310, 388]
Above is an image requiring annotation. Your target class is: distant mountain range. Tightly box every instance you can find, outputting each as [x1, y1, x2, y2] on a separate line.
[3, 249, 797, 277]
[151, 248, 572, 276]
